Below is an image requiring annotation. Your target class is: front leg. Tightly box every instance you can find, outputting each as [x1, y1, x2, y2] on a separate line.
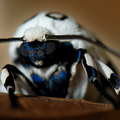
[1, 64, 40, 95]
[49, 65, 70, 98]
[81, 50, 119, 109]
[1, 64, 40, 108]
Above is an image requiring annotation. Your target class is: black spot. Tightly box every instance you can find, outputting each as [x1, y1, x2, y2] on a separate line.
[46, 12, 68, 20]
[4, 75, 15, 91]
[109, 73, 120, 89]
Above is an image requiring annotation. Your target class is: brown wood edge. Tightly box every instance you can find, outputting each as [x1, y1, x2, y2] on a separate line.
[0, 93, 118, 120]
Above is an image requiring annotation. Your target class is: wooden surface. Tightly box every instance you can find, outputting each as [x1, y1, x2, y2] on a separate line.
[0, 93, 119, 120]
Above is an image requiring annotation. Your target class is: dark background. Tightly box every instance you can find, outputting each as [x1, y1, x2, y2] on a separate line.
[0, 0, 120, 73]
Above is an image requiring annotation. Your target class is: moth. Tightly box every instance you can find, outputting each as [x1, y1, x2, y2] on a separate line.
[0, 11, 120, 109]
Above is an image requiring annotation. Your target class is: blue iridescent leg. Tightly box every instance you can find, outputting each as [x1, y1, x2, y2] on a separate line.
[49, 66, 69, 98]
[81, 50, 119, 109]
[31, 74, 52, 96]
[49, 49, 82, 98]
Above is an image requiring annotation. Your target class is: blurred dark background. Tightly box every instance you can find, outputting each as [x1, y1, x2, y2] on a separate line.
[0, 0, 120, 72]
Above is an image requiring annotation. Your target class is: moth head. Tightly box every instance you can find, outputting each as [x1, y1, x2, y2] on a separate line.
[19, 40, 58, 67]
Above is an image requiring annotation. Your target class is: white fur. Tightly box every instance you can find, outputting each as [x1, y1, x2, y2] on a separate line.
[1, 68, 9, 85]
[96, 60, 113, 79]
[23, 26, 52, 42]
[30, 64, 58, 81]
[84, 53, 97, 70]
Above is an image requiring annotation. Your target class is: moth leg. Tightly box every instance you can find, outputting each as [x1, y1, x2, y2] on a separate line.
[81, 50, 119, 109]
[1, 64, 39, 108]
[96, 60, 120, 95]
[49, 65, 69, 98]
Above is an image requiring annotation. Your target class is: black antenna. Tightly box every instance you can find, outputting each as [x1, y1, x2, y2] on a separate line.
[0, 35, 120, 57]
[0, 37, 24, 43]
[45, 34, 120, 57]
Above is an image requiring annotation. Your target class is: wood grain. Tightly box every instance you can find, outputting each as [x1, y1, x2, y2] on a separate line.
[0, 93, 119, 120]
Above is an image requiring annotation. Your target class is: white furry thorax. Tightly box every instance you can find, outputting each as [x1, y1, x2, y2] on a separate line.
[23, 26, 52, 42]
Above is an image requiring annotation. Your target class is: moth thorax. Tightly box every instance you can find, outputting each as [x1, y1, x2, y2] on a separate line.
[23, 26, 53, 42]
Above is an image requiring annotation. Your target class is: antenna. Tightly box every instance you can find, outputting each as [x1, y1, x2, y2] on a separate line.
[0, 37, 24, 43]
[45, 34, 120, 57]
[0, 35, 120, 57]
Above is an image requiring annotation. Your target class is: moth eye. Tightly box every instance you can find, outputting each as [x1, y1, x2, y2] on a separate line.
[19, 43, 29, 58]
[45, 42, 56, 55]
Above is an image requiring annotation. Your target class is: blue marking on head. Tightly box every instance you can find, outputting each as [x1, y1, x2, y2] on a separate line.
[24, 42, 31, 51]
[24, 43, 33, 62]
[24, 42, 46, 63]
